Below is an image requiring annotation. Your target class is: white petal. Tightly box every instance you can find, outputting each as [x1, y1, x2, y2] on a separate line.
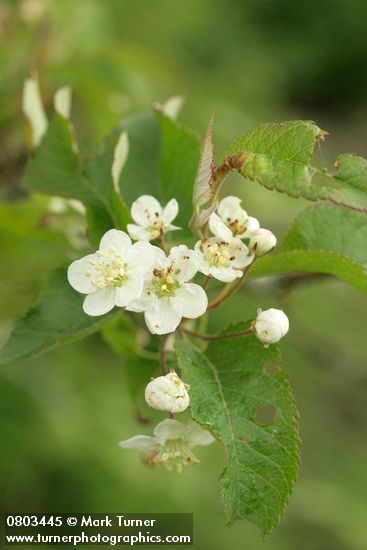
[112, 131, 129, 192]
[217, 196, 248, 226]
[131, 195, 162, 226]
[152, 246, 169, 269]
[230, 242, 254, 269]
[243, 216, 260, 237]
[83, 287, 116, 316]
[162, 198, 179, 225]
[171, 283, 208, 319]
[208, 266, 242, 282]
[125, 241, 156, 274]
[193, 243, 211, 275]
[217, 196, 243, 219]
[22, 75, 48, 147]
[232, 252, 254, 269]
[255, 320, 283, 345]
[145, 373, 190, 413]
[257, 308, 289, 336]
[209, 212, 233, 240]
[166, 224, 181, 232]
[184, 423, 215, 447]
[144, 298, 181, 335]
[127, 224, 152, 242]
[153, 419, 187, 443]
[54, 86, 72, 119]
[119, 435, 158, 453]
[67, 254, 98, 294]
[99, 229, 131, 253]
[249, 228, 277, 255]
[115, 276, 144, 307]
[169, 245, 198, 282]
[158, 95, 184, 120]
[125, 297, 148, 313]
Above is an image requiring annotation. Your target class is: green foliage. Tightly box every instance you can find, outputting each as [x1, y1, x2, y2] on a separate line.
[6, 103, 367, 535]
[0, 199, 70, 323]
[177, 327, 299, 534]
[0, 269, 117, 366]
[224, 121, 367, 211]
[112, 112, 161, 206]
[110, 111, 201, 232]
[251, 204, 367, 293]
[23, 114, 130, 246]
[156, 111, 200, 233]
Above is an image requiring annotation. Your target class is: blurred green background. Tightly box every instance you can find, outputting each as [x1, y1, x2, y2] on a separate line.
[1, 1, 367, 548]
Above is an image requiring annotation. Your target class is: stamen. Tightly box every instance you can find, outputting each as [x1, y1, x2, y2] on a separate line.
[88, 248, 126, 289]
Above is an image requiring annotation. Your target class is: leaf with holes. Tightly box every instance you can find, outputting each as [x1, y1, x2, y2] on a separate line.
[176, 326, 300, 534]
[223, 121, 367, 211]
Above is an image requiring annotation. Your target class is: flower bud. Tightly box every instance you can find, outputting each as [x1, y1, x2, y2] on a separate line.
[145, 371, 189, 413]
[249, 228, 276, 255]
[254, 308, 289, 345]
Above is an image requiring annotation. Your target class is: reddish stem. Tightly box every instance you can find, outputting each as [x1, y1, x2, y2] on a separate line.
[183, 327, 253, 341]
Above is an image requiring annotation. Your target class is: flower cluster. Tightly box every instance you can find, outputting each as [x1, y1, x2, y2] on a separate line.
[67, 194, 289, 470]
[194, 196, 276, 282]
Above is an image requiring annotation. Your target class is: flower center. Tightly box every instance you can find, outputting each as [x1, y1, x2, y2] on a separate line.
[152, 267, 179, 297]
[87, 247, 126, 288]
[148, 219, 164, 239]
[226, 217, 247, 237]
[151, 439, 199, 472]
[202, 241, 236, 267]
[144, 211, 165, 239]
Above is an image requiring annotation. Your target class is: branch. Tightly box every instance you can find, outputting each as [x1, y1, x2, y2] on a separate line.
[183, 327, 253, 341]
[207, 263, 254, 309]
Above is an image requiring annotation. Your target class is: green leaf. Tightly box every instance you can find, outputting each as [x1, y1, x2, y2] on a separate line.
[85, 130, 130, 231]
[176, 327, 300, 534]
[223, 121, 367, 211]
[156, 111, 201, 233]
[23, 115, 91, 202]
[0, 199, 70, 322]
[0, 269, 117, 365]
[22, 114, 128, 246]
[111, 111, 201, 232]
[251, 204, 367, 293]
[113, 112, 161, 206]
[282, 204, 367, 262]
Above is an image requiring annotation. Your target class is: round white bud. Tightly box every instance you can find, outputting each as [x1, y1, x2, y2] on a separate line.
[249, 228, 277, 255]
[254, 308, 289, 345]
[145, 371, 190, 413]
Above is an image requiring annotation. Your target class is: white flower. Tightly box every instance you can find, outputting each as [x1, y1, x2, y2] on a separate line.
[194, 236, 254, 282]
[145, 371, 189, 413]
[67, 229, 155, 316]
[127, 195, 180, 241]
[127, 245, 208, 335]
[249, 228, 277, 255]
[119, 419, 215, 472]
[254, 308, 289, 345]
[209, 196, 259, 241]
